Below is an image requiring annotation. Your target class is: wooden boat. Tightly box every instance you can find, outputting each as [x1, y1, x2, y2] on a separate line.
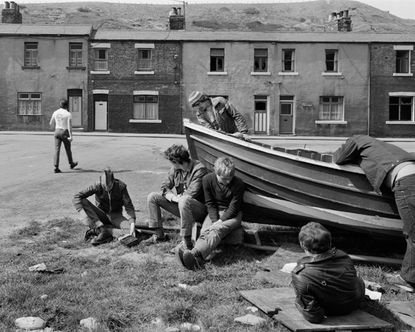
[184, 121, 403, 238]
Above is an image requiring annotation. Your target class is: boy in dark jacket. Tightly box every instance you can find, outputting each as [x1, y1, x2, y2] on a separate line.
[73, 168, 136, 246]
[291, 222, 365, 323]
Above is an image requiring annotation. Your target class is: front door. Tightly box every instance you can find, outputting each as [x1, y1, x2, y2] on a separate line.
[95, 101, 107, 130]
[279, 96, 294, 134]
[68, 89, 82, 127]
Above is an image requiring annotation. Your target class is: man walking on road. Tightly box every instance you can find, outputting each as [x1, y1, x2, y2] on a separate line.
[49, 98, 78, 173]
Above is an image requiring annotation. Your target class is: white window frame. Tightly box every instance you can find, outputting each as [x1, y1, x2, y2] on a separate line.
[323, 49, 339, 73]
[393, 45, 413, 77]
[18, 92, 42, 115]
[208, 48, 227, 75]
[69, 42, 83, 68]
[130, 90, 161, 123]
[24, 42, 38, 67]
[386, 92, 415, 124]
[135, 43, 155, 75]
[315, 96, 347, 124]
[90, 43, 111, 74]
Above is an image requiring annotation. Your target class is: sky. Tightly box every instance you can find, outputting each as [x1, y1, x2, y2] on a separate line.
[14, 0, 415, 20]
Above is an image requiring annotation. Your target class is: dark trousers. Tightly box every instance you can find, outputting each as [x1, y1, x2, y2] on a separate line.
[393, 174, 415, 284]
[54, 129, 73, 168]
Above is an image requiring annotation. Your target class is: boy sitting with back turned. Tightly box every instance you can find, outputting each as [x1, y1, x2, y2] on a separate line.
[291, 222, 365, 323]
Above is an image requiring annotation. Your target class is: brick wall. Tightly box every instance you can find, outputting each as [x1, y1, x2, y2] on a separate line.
[88, 40, 182, 133]
[370, 44, 415, 137]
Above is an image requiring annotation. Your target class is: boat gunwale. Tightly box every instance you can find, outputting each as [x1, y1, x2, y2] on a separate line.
[184, 122, 365, 175]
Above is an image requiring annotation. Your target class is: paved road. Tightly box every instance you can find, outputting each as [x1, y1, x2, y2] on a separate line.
[1, 133, 414, 238]
[0, 134, 185, 237]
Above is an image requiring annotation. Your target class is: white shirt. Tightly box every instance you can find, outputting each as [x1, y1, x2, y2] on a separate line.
[50, 108, 71, 130]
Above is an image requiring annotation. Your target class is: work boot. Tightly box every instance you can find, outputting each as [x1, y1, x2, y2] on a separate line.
[182, 249, 205, 271]
[70, 162, 78, 169]
[54, 168, 62, 173]
[91, 228, 113, 246]
[84, 227, 98, 242]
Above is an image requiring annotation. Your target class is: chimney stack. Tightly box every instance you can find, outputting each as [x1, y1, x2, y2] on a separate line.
[2, 0, 22, 23]
[169, 6, 185, 30]
[337, 10, 352, 32]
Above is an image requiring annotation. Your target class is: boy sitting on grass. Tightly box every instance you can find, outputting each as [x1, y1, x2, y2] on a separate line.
[291, 222, 365, 323]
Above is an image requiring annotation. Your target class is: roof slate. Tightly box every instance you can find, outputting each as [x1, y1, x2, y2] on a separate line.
[0, 24, 92, 36]
[93, 29, 415, 43]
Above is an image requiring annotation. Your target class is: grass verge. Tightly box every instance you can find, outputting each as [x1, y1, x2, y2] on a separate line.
[0, 219, 413, 331]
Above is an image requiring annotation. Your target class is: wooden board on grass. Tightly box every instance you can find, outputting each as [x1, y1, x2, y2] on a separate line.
[386, 301, 415, 328]
[240, 287, 393, 331]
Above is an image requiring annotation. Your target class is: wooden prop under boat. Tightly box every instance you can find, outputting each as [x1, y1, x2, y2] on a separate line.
[184, 121, 403, 238]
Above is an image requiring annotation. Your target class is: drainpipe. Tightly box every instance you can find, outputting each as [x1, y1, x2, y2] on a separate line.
[367, 43, 371, 135]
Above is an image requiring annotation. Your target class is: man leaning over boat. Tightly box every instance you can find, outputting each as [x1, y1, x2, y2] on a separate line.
[188, 91, 250, 140]
[333, 135, 415, 292]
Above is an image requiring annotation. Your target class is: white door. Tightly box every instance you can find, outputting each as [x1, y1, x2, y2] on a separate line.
[69, 95, 82, 127]
[95, 101, 107, 130]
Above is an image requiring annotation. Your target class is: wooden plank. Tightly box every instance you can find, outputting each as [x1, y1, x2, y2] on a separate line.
[276, 305, 393, 331]
[240, 287, 393, 332]
[386, 301, 415, 328]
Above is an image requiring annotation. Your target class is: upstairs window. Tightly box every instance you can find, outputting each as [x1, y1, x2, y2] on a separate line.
[319, 96, 343, 120]
[137, 49, 153, 71]
[389, 96, 413, 121]
[325, 49, 338, 72]
[24, 42, 38, 67]
[254, 48, 268, 72]
[94, 49, 108, 71]
[18, 93, 42, 115]
[69, 43, 83, 68]
[282, 49, 295, 72]
[396, 50, 410, 74]
[133, 94, 159, 120]
[210, 48, 224, 72]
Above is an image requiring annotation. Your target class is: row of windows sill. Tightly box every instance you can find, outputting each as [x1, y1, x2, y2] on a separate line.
[386, 121, 415, 124]
[321, 72, 343, 77]
[207, 71, 228, 76]
[392, 73, 413, 77]
[91, 70, 110, 74]
[315, 120, 347, 124]
[129, 119, 162, 123]
[134, 71, 155, 75]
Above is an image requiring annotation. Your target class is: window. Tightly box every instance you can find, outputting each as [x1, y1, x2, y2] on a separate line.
[24, 42, 38, 67]
[94, 49, 108, 71]
[133, 95, 159, 120]
[210, 48, 224, 72]
[18, 93, 42, 115]
[389, 96, 413, 121]
[396, 50, 410, 74]
[69, 43, 83, 68]
[282, 49, 295, 72]
[137, 49, 153, 71]
[254, 48, 268, 72]
[325, 49, 338, 72]
[254, 95, 268, 133]
[319, 96, 343, 120]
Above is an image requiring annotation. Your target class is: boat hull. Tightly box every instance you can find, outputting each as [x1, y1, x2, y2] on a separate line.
[184, 122, 403, 237]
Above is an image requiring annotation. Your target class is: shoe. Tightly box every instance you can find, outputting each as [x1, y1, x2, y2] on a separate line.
[182, 249, 204, 271]
[54, 168, 62, 173]
[70, 162, 78, 169]
[170, 241, 194, 254]
[84, 228, 98, 242]
[385, 273, 415, 292]
[91, 230, 113, 246]
[141, 233, 169, 246]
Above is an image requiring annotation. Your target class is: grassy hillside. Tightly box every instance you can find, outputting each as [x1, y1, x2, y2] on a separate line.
[17, 0, 415, 33]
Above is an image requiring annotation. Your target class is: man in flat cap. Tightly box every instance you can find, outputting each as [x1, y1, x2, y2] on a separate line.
[188, 91, 249, 138]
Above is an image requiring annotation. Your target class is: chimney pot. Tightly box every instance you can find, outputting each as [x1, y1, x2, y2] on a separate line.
[4, 1, 10, 8]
